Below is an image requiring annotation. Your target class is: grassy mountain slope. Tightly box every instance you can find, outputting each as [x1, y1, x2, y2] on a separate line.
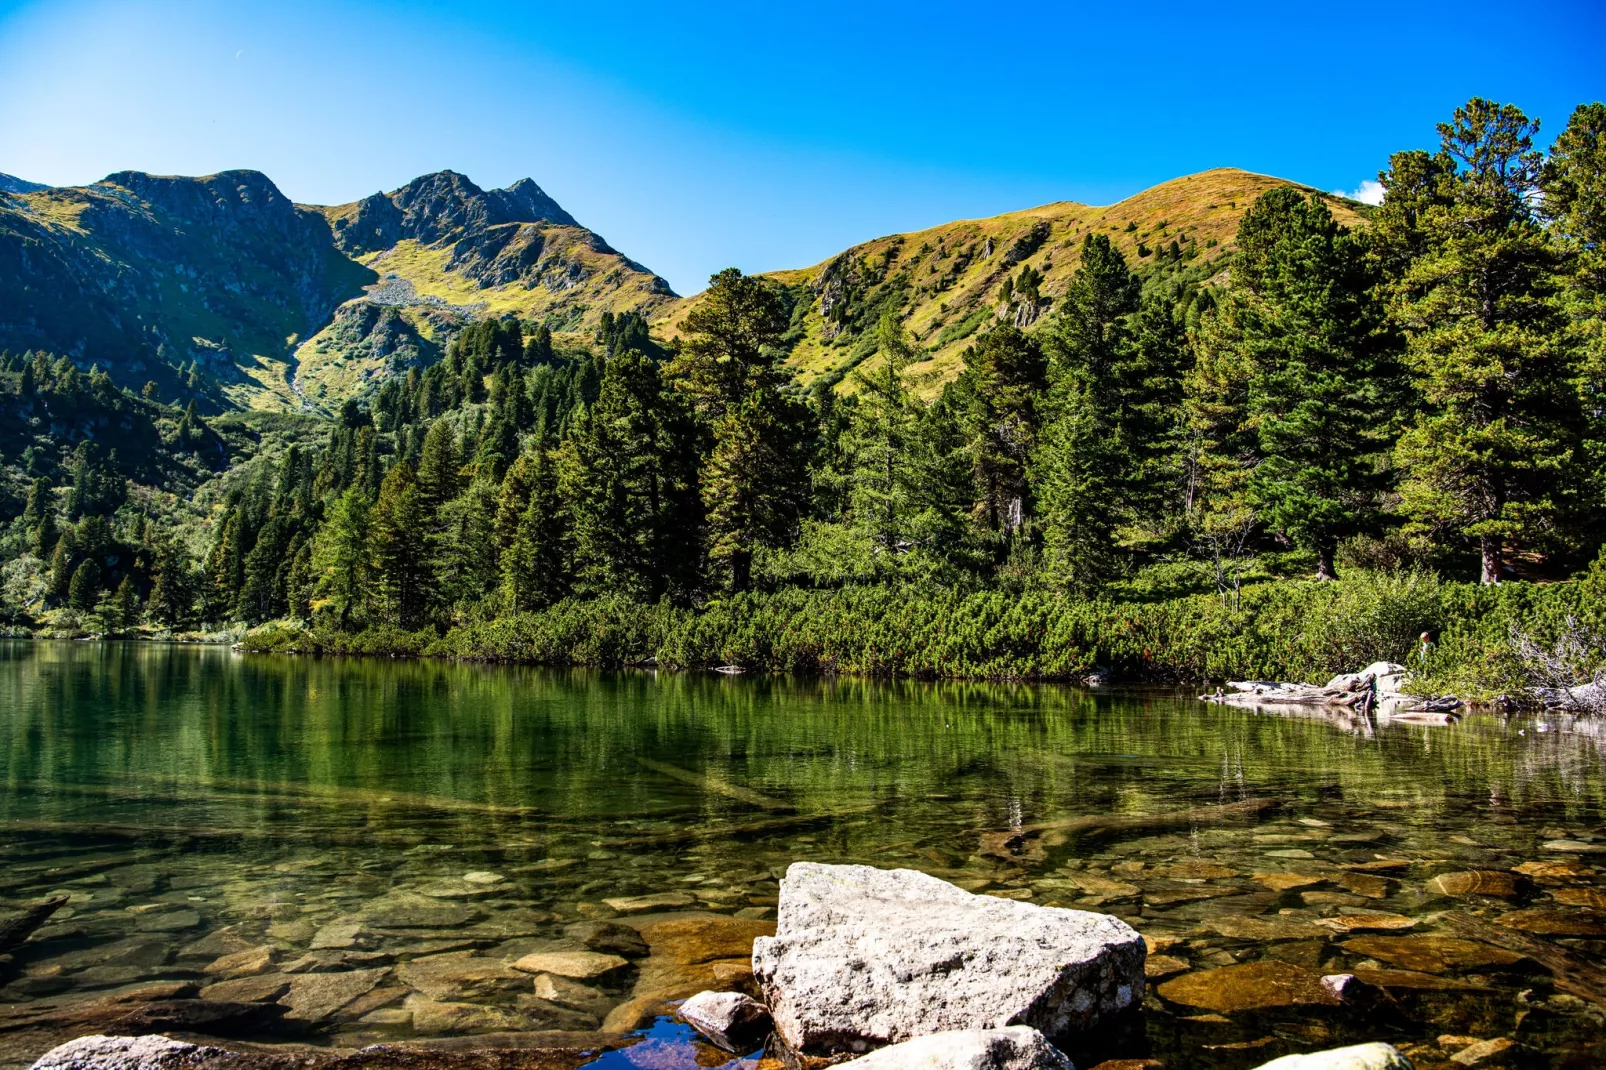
[0, 169, 676, 413]
[653, 168, 1371, 394]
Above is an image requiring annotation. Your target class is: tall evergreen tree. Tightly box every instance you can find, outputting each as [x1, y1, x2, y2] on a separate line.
[842, 311, 923, 578]
[500, 447, 569, 612]
[953, 325, 1048, 538]
[1190, 188, 1386, 580]
[312, 487, 371, 629]
[1388, 99, 1577, 582]
[369, 462, 434, 628]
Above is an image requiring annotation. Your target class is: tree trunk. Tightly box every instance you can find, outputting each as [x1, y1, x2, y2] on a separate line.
[1315, 543, 1338, 582]
[1481, 536, 1503, 584]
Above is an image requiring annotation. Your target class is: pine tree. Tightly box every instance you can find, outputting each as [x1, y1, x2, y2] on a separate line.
[415, 420, 462, 515]
[110, 577, 140, 634]
[23, 478, 56, 558]
[702, 391, 810, 591]
[311, 487, 371, 629]
[47, 540, 73, 602]
[68, 560, 100, 611]
[1035, 235, 1142, 589]
[1389, 99, 1577, 582]
[1189, 188, 1386, 580]
[843, 310, 923, 578]
[954, 325, 1048, 537]
[666, 268, 790, 420]
[1543, 102, 1606, 548]
[147, 538, 195, 627]
[368, 462, 434, 628]
[501, 447, 569, 612]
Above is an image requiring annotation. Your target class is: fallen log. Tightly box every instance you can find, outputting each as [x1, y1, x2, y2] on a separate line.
[0, 895, 69, 952]
[979, 797, 1281, 859]
[634, 757, 794, 812]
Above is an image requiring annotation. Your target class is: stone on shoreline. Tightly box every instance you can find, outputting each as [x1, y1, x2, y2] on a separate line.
[677, 990, 771, 1052]
[837, 1027, 1075, 1070]
[1250, 1042, 1413, 1070]
[752, 862, 1143, 1055]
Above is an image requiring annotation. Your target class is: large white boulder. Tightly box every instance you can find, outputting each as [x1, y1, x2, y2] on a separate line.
[30, 1035, 229, 1070]
[751, 863, 1143, 1055]
[1252, 1043, 1413, 1070]
[842, 1027, 1075, 1070]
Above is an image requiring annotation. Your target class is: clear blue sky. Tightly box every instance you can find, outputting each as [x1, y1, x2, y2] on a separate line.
[1, 0, 1601, 296]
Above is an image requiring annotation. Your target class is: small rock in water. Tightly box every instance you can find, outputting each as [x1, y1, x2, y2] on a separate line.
[752, 862, 1144, 1054]
[1316, 912, 1418, 933]
[201, 945, 274, 978]
[677, 990, 771, 1052]
[1542, 840, 1606, 854]
[1495, 907, 1606, 936]
[1339, 936, 1523, 974]
[396, 955, 528, 1000]
[309, 921, 370, 950]
[1554, 887, 1606, 908]
[511, 950, 630, 980]
[198, 974, 291, 1004]
[462, 871, 505, 885]
[601, 892, 698, 914]
[1157, 961, 1343, 1014]
[1449, 1037, 1516, 1066]
[1426, 871, 1520, 899]
[404, 994, 527, 1036]
[566, 920, 650, 957]
[29, 1033, 232, 1070]
[133, 910, 201, 933]
[838, 1027, 1073, 1070]
[1254, 874, 1325, 893]
[531, 973, 611, 1012]
[1249, 1041, 1412, 1070]
[278, 967, 388, 1022]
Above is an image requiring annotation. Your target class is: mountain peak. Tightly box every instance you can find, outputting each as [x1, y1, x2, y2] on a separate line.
[324, 170, 579, 256]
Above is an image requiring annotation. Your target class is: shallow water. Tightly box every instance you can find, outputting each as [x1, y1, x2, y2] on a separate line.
[0, 640, 1604, 1068]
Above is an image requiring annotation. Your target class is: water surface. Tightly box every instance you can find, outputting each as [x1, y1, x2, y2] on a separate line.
[0, 641, 1603, 1068]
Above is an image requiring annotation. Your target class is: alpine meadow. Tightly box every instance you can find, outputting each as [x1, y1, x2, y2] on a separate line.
[3, 98, 1606, 698]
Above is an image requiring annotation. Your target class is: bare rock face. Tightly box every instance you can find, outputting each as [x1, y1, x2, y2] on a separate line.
[30, 1034, 229, 1070]
[839, 1027, 1075, 1070]
[751, 863, 1144, 1055]
[677, 991, 771, 1052]
[1251, 1043, 1414, 1070]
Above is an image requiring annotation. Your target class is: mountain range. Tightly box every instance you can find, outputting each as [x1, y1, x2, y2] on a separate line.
[0, 165, 1368, 412]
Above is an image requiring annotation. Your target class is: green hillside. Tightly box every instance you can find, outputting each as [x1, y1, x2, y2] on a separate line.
[654, 168, 1372, 395]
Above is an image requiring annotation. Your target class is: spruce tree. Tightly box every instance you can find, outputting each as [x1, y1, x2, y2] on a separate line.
[369, 462, 434, 628]
[313, 487, 371, 629]
[1543, 102, 1606, 548]
[954, 325, 1048, 537]
[1389, 99, 1577, 582]
[1191, 188, 1385, 580]
[844, 311, 923, 578]
[501, 447, 569, 612]
[68, 560, 100, 611]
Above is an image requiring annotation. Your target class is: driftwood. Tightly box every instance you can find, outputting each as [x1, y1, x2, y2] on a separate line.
[0, 895, 69, 952]
[1440, 910, 1606, 1008]
[634, 757, 794, 812]
[980, 797, 1281, 859]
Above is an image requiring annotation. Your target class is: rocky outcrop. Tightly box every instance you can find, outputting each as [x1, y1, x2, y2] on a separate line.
[752, 863, 1143, 1056]
[1250, 1043, 1413, 1070]
[1202, 661, 1462, 723]
[839, 1027, 1074, 1070]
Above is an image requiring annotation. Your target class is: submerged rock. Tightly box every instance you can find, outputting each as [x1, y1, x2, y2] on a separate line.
[678, 990, 771, 1052]
[510, 950, 629, 980]
[1156, 962, 1342, 1014]
[839, 1027, 1074, 1070]
[752, 862, 1143, 1055]
[1250, 1042, 1413, 1070]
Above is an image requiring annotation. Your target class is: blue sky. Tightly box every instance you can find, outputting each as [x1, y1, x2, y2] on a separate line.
[1, 0, 1602, 295]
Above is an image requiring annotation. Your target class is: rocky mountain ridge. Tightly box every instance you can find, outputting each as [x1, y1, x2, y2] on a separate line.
[0, 168, 675, 411]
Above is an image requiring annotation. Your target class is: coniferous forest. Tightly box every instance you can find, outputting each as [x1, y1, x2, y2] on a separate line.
[4, 99, 1606, 695]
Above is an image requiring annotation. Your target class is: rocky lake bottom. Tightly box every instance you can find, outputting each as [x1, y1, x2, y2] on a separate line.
[0, 641, 1603, 1070]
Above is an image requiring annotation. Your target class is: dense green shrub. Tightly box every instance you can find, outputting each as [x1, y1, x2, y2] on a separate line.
[239, 567, 1604, 696]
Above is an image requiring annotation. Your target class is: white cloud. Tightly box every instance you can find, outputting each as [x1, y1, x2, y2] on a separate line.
[1332, 179, 1385, 206]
